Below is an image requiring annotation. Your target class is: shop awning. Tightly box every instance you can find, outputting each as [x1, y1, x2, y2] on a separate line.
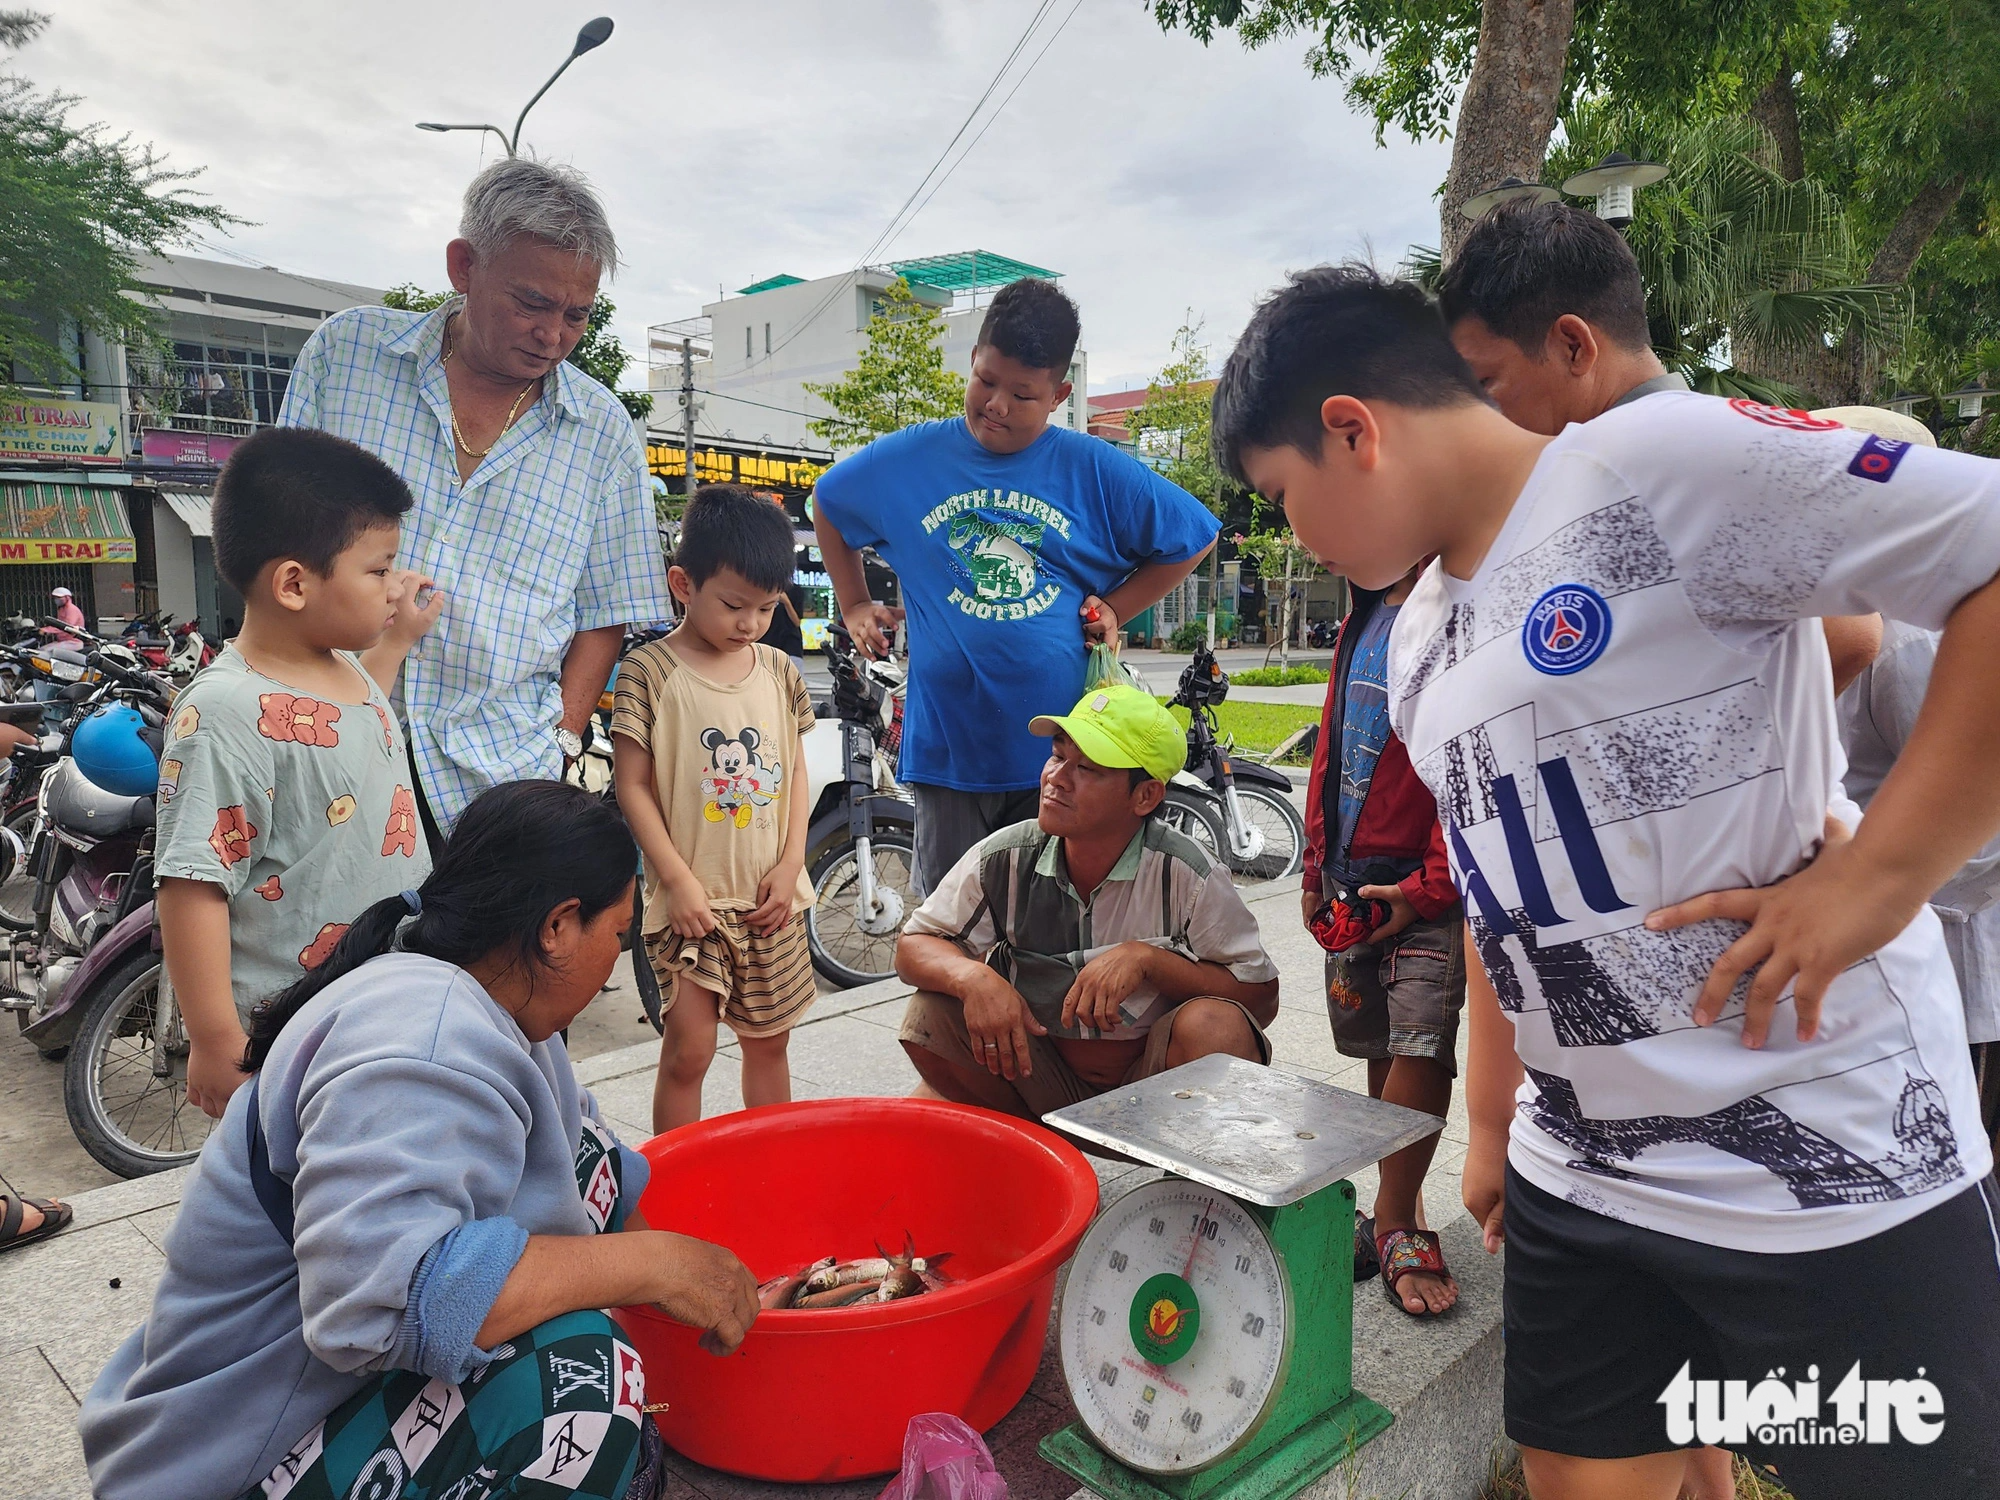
[0, 483, 135, 565]
[157, 487, 214, 538]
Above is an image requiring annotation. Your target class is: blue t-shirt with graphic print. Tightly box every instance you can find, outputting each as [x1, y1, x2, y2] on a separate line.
[813, 418, 1217, 791]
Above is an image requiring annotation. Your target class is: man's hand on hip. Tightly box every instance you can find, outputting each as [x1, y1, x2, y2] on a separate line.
[959, 969, 1044, 1080]
[1081, 595, 1118, 647]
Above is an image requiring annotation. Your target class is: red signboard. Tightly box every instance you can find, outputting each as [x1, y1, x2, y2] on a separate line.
[141, 429, 241, 467]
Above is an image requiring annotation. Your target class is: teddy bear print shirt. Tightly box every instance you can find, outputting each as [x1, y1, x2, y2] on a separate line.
[155, 648, 431, 1025]
[611, 638, 815, 933]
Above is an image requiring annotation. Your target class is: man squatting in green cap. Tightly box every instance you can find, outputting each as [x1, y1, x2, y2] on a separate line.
[896, 684, 1281, 1117]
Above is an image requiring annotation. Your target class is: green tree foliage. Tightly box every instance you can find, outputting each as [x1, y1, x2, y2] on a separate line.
[0, 10, 235, 389]
[803, 277, 965, 452]
[380, 284, 651, 420]
[1126, 320, 1226, 515]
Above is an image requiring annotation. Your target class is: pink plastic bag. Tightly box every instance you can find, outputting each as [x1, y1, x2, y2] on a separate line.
[877, 1414, 1010, 1500]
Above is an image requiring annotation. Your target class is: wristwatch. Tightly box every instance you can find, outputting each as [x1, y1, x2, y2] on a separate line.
[555, 726, 584, 761]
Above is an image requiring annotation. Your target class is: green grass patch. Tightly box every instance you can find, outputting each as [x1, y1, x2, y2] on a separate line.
[1159, 698, 1320, 755]
[1229, 664, 1330, 687]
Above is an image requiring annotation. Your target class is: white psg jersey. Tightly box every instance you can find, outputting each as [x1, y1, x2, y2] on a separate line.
[1390, 391, 2000, 1250]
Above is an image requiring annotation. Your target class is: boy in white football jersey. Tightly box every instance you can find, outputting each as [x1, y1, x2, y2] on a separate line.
[1212, 263, 2000, 1500]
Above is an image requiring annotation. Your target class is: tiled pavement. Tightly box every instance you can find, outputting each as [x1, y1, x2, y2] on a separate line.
[2, 873, 1500, 1500]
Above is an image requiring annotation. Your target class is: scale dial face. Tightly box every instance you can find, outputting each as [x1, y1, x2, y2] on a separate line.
[1060, 1177, 1291, 1473]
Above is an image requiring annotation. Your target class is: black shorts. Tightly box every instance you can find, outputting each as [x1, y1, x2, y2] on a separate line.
[1503, 1165, 2000, 1499]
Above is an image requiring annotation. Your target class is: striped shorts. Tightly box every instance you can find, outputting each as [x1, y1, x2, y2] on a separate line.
[645, 910, 815, 1039]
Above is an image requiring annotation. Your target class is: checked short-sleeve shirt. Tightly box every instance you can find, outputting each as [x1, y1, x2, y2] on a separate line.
[279, 300, 671, 825]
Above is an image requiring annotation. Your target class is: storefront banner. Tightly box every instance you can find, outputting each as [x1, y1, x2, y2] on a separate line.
[0, 398, 124, 464]
[140, 429, 241, 467]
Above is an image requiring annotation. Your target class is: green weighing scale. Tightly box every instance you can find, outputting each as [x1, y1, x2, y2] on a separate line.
[1037, 1054, 1442, 1500]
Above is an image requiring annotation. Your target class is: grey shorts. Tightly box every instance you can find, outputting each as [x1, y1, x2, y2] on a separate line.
[1324, 889, 1466, 1074]
[910, 783, 1041, 896]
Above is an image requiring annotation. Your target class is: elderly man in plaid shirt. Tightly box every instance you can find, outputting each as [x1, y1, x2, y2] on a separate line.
[280, 158, 670, 836]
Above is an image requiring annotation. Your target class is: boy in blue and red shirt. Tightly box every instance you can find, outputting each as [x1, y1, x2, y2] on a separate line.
[1304, 563, 1464, 1316]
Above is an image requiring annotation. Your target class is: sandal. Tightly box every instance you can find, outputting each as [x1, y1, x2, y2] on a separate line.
[1352, 1211, 1380, 1283]
[1376, 1226, 1454, 1317]
[0, 1191, 72, 1254]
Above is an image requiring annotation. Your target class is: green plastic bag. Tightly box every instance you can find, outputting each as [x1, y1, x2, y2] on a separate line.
[1083, 641, 1145, 695]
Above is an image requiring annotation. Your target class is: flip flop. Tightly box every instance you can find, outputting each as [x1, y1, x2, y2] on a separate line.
[0, 1192, 72, 1254]
[1376, 1226, 1454, 1317]
[1352, 1211, 1380, 1283]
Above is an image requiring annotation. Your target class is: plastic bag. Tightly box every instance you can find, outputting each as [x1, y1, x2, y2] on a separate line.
[1083, 641, 1145, 695]
[877, 1413, 1010, 1500]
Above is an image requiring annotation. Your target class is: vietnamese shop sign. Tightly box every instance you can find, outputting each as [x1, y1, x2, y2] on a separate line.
[0, 397, 124, 464]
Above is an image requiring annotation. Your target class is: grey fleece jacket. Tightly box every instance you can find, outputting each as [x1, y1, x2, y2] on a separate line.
[78, 953, 637, 1500]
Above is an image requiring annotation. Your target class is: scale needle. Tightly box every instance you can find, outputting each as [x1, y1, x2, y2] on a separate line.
[1183, 1197, 1211, 1282]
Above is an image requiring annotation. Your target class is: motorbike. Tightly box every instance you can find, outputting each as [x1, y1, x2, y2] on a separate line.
[799, 624, 916, 988]
[0, 653, 195, 1178]
[1160, 643, 1307, 885]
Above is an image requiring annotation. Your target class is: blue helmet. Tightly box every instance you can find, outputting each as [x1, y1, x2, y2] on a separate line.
[72, 702, 160, 798]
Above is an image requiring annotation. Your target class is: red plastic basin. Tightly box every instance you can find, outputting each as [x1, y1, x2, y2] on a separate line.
[613, 1097, 1099, 1481]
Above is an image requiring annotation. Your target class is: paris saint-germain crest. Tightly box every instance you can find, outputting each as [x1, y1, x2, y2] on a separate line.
[1523, 584, 1612, 675]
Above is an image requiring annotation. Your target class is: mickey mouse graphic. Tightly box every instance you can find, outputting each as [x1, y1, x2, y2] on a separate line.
[700, 726, 783, 828]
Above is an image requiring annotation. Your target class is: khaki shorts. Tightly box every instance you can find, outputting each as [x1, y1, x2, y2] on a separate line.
[645, 910, 815, 1039]
[899, 988, 1271, 1121]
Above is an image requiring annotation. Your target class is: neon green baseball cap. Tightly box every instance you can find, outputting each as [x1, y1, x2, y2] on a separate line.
[1029, 685, 1186, 784]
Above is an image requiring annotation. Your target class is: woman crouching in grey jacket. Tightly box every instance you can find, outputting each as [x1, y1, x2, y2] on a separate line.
[81, 780, 758, 1500]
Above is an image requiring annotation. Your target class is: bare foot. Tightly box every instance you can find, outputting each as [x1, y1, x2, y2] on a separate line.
[1391, 1267, 1459, 1315]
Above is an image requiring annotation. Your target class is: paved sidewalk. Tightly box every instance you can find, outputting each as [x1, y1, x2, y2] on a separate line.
[2, 875, 1501, 1500]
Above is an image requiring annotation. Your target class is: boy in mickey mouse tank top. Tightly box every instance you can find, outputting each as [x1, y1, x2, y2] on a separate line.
[612, 485, 816, 1133]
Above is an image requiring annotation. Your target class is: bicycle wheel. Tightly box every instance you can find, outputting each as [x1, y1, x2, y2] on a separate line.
[63, 950, 215, 1177]
[1220, 783, 1306, 884]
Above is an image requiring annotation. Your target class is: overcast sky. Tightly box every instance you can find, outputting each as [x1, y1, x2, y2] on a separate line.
[21, 0, 1452, 394]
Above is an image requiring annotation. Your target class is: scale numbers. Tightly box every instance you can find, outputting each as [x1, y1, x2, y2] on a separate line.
[1059, 1179, 1290, 1474]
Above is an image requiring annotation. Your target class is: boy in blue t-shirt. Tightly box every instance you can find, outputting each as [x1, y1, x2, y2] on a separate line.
[811, 278, 1219, 892]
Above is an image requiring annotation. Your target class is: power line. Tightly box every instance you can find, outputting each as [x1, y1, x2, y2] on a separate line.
[886, 0, 1086, 257]
[758, 0, 1068, 366]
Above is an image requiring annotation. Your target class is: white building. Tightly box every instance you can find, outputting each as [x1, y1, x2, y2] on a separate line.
[647, 251, 1088, 455]
[3, 251, 381, 633]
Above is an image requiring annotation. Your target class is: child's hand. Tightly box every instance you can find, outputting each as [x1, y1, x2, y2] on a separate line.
[1358, 882, 1419, 943]
[745, 858, 803, 936]
[186, 1022, 249, 1119]
[1462, 1138, 1507, 1254]
[662, 870, 718, 941]
[385, 571, 446, 649]
[1645, 826, 1919, 1049]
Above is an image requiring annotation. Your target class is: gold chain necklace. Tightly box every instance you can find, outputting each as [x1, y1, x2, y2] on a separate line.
[442, 319, 538, 459]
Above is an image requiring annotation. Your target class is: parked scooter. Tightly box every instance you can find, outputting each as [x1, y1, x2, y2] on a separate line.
[800, 624, 916, 988]
[0, 654, 193, 1177]
[1161, 643, 1306, 884]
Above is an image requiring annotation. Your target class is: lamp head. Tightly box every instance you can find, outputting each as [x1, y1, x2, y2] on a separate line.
[573, 16, 613, 55]
[1459, 176, 1561, 221]
[416, 122, 450, 132]
[1560, 152, 1670, 227]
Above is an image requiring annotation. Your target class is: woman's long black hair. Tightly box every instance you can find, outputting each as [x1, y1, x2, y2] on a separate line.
[243, 780, 636, 1071]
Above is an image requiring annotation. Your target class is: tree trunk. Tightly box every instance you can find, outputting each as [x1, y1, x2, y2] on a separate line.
[1278, 552, 1294, 673]
[1822, 175, 1969, 404]
[1439, 0, 1578, 262]
[1750, 71, 1805, 182]
[1867, 175, 1967, 286]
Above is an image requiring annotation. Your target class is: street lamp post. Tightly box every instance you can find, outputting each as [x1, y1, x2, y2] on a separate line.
[416, 17, 614, 157]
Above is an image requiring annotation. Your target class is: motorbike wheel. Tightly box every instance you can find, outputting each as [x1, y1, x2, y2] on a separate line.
[0, 805, 38, 930]
[807, 830, 916, 988]
[1157, 789, 1227, 864]
[63, 949, 216, 1178]
[1219, 783, 1307, 884]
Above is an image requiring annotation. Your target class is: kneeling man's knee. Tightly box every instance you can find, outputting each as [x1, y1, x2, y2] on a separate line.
[1166, 998, 1258, 1064]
